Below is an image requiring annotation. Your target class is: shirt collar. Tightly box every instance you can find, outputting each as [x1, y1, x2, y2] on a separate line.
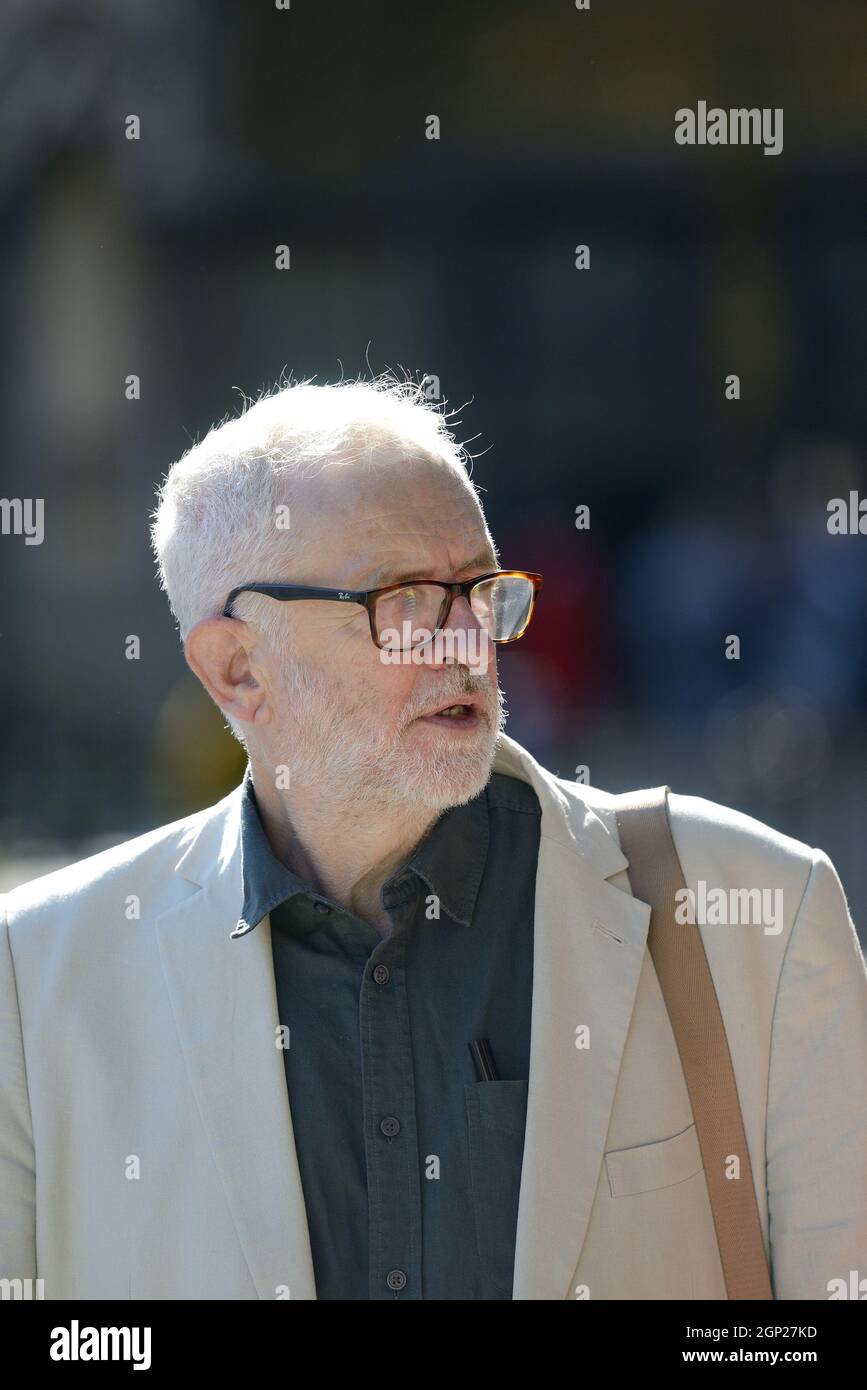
[232, 765, 490, 938]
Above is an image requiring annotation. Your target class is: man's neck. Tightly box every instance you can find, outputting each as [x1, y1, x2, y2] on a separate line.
[248, 759, 440, 937]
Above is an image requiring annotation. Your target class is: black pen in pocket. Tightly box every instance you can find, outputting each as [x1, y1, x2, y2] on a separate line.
[469, 1038, 500, 1082]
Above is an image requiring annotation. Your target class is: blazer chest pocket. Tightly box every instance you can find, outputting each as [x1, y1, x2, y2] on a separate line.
[465, 1080, 529, 1299]
[604, 1122, 704, 1197]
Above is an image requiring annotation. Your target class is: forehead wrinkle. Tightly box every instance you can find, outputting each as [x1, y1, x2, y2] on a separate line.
[346, 509, 494, 588]
[367, 551, 496, 588]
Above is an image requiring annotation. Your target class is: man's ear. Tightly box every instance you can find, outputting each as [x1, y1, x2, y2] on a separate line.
[184, 616, 272, 728]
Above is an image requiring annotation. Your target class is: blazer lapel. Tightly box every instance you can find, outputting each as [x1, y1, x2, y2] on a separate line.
[153, 735, 649, 1303]
[155, 789, 317, 1300]
[492, 735, 651, 1300]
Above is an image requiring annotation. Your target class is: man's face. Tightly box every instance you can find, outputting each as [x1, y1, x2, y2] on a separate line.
[258, 455, 506, 814]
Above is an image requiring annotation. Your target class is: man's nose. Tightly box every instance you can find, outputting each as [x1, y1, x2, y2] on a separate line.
[446, 593, 477, 628]
[425, 594, 491, 671]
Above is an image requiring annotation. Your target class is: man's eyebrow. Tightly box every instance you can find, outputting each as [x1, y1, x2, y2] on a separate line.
[364, 551, 498, 588]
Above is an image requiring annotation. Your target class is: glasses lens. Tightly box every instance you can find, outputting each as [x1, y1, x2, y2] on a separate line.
[374, 584, 448, 649]
[470, 575, 534, 641]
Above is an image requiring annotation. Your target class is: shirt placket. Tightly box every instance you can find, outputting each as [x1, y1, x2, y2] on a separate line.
[360, 889, 423, 1299]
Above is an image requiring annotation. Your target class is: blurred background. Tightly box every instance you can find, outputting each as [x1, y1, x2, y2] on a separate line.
[0, 0, 865, 944]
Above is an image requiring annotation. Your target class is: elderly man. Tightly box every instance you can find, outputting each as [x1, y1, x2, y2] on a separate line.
[1, 375, 866, 1301]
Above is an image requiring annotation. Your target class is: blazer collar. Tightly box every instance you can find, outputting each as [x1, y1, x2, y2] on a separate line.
[490, 732, 629, 874]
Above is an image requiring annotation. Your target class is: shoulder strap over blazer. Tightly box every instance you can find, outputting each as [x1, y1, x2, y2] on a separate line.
[615, 787, 774, 1301]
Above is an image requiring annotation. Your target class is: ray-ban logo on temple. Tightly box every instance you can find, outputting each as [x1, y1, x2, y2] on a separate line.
[675, 102, 783, 156]
[0, 497, 44, 545]
[222, 570, 543, 669]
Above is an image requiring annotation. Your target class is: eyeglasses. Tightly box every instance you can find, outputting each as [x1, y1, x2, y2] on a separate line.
[222, 570, 543, 652]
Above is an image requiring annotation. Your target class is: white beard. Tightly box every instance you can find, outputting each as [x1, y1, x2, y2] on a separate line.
[270, 647, 507, 815]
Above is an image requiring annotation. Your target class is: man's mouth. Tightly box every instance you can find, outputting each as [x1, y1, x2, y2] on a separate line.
[414, 698, 485, 731]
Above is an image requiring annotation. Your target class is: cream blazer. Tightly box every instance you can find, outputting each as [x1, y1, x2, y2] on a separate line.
[1, 732, 865, 1299]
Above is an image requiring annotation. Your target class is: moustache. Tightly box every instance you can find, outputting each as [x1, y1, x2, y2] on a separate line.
[406, 685, 493, 721]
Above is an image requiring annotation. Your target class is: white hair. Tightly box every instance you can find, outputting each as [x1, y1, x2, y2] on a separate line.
[150, 370, 476, 744]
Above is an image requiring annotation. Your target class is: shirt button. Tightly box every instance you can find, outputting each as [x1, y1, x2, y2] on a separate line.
[372, 964, 390, 985]
[386, 1269, 407, 1292]
[380, 1116, 401, 1137]
[314, 902, 330, 914]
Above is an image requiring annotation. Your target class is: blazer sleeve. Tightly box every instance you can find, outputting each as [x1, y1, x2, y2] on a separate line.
[0, 898, 36, 1283]
[765, 847, 867, 1298]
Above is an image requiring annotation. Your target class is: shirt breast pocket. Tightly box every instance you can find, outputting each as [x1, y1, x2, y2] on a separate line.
[465, 1079, 529, 1299]
[603, 1121, 704, 1197]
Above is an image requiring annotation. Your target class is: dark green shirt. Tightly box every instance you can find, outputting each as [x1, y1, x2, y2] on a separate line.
[236, 768, 540, 1300]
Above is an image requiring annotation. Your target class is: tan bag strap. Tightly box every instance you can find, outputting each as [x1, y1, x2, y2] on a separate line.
[614, 788, 773, 1301]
